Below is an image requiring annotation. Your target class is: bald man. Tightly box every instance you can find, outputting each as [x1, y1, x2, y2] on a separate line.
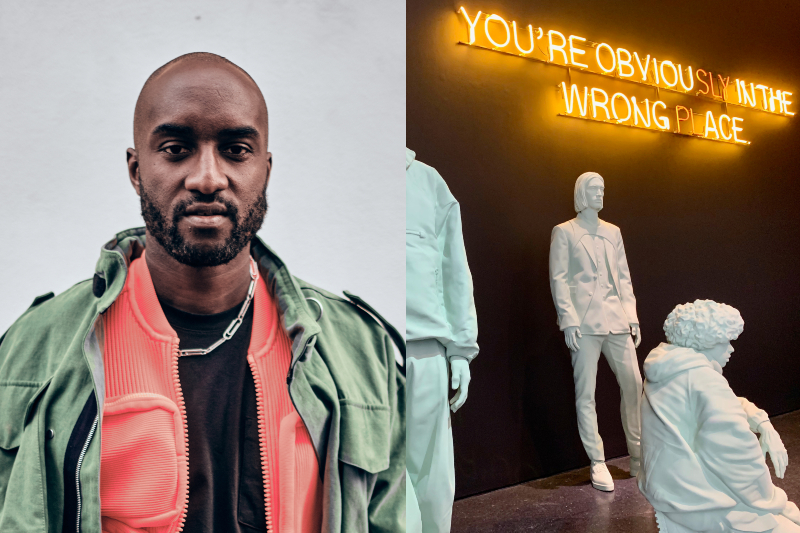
[0, 53, 405, 533]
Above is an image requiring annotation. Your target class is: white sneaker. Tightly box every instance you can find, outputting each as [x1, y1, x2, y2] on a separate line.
[630, 457, 641, 477]
[590, 461, 614, 491]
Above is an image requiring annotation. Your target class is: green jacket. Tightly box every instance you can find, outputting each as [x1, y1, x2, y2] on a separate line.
[0, 227, 405, 533]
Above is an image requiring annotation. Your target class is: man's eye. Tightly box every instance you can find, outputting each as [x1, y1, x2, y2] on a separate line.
[163, 145, 189, 155]
[224, 145, 250, 156]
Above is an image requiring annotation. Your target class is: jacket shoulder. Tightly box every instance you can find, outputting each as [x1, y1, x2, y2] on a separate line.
[295, 279, 401, 404]
[552, 220, 575, 237]
[295, 279, 393, 345]
[408, 158, 441, 182]
[409, 160, 456, 204]
[600, 219, 622, 234]
[0, 279, 96, 381]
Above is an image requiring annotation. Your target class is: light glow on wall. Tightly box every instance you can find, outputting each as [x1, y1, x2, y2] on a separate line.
[679, 66, 694, 92]
[595, 42, 616, 73]
[548, 30, 568, 64]
[675, 105, 692, 133]
[611, 92, 632, 122]
[561, 82, 588, 115]
[634, 52, 651, 82]
[568, 35, 589, 68]
[513, 21, 535, 54]
[659, 60, 679, 88]
[559, 82, 749, 144]
[652, 101, 669, 130]
[459, 7, 482, 45]
[616, 48, 634, 78]
[485, 14, 511, 48]
[591, 87, 610, 119]
[456, 6, 795, 130]
[632, 97, 651, 127]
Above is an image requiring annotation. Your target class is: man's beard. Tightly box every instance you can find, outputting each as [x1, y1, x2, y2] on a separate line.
[140, 183, 267, 267]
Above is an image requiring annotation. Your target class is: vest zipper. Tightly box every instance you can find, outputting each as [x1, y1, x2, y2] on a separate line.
[247, 355, 274, 532]
[285, 337, 323, 477]
[171, 341, 190, 533]
[75, 415, 98, 533]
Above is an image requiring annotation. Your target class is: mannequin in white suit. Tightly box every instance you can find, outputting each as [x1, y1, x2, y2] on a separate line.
[549, 172, 643, 492]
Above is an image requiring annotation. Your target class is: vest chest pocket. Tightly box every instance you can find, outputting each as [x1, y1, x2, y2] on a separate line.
[338, 401, 391, 474]
[100, 393, 187, 531]
[0, 379, 51, 533]
[0, 378, 51, 451]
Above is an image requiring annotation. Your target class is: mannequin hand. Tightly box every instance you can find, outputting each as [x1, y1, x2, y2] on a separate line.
[782, 501, 800, 525]
[758, 421, 788, 478]
[449, 358, 471, 413]
[564, 326, 582, 352]
[630, 324, 642, 348]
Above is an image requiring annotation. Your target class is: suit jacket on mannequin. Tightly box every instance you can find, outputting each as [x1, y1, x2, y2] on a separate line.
[549, 218, 638, 333]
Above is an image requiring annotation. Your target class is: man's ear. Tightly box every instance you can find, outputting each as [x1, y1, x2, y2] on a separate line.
[264, 152, 273, 189]
[127, 148, 141, 195]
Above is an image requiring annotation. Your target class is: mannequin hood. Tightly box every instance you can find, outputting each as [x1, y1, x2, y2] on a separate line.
[406, 148, 416, 170]
[643, 342, 721, 383]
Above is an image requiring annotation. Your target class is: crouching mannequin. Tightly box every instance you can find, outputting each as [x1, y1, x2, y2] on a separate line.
[639, 300, 800, 533]
[406, 148, 479, 533]
[549, 172, 643, 491]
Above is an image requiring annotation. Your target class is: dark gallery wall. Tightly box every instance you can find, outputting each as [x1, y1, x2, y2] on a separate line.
[407, 0, 800, 498]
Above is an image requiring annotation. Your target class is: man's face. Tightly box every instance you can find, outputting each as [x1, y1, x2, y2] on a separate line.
[705, 341, 734, 368]
[585, 177, 604, 212]
[129, 62, 271, 267]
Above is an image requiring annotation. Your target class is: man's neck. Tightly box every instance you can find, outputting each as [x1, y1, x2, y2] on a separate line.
[577, 209, 600, 227]
[145, 233, 253, 315]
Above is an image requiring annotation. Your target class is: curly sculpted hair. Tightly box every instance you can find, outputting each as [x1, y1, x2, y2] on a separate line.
[663, 300, 744, 350]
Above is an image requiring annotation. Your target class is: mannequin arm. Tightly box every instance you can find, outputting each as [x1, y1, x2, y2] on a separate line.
[630, 324, 641, 348]
[737, 397, 787, 477]
[449, 357, 471, 413]
[693, 370, 789, 510]
[614, 229, 639, 326]
[757, 419, 788, 479]
[549, 226, 580, 329]
[564, 326, 581, 352]
[438, 200, 479, 362]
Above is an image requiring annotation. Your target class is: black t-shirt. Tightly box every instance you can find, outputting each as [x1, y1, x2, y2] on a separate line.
[160, 297, 267, 532]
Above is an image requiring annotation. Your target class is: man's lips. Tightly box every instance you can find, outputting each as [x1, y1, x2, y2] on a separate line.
[182, 214, 230, 228]
[179, 204, 232, 228]
[183, 204, 229, 216]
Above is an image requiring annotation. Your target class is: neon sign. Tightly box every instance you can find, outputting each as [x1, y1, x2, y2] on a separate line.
[458, 7, 794, 145]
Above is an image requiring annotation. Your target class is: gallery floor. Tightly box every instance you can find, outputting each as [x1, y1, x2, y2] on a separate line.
[452, 409, 800, 532]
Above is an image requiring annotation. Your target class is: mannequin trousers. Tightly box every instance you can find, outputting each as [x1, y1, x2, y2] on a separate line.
[571, 333, 642, 463]
[406, 339, 455, 533]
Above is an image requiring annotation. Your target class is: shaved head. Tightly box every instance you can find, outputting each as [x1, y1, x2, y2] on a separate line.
[127, 52, 272, 268]
[133, 52, 268, 150]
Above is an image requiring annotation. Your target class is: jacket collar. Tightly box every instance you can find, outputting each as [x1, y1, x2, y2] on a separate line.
[93, 227, 321, 362]
[406, 148, 416, 170]
[569, 217, 615, 243]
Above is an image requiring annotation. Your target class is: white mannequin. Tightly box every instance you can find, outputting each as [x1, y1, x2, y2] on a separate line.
[563, 178, 642, 351]
[549, 172, 643, 492]
[700, 341, 787, 479]
[639, 300, 800, 533]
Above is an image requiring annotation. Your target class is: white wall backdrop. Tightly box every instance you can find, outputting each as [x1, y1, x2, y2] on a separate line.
[0, 1, 405, 334]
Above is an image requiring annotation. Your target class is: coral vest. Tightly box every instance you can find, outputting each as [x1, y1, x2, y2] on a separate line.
[99, 252, 322, 533]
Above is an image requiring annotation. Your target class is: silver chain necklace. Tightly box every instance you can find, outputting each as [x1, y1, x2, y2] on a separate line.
[179, 258, 259, 357]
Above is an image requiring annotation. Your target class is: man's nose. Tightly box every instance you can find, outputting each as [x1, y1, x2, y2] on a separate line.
[184, 144, 228, 195]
